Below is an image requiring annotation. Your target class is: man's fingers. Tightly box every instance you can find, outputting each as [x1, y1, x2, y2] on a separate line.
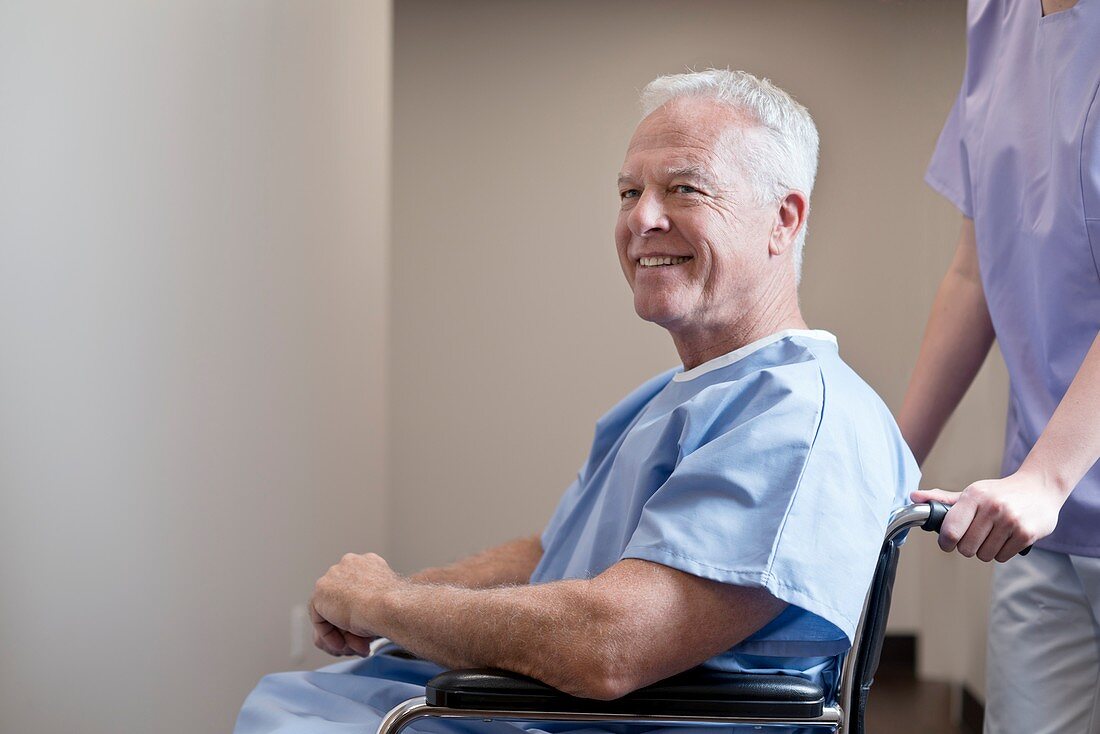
[311, 599, 374, 657]
[313, 628, 335, 655]
[312, 613, 348, 656]
[310, 602, 336, 653]
[310, 599, 336, 628]
[316, 629, 341, 655]
[344, 633, 375, 657]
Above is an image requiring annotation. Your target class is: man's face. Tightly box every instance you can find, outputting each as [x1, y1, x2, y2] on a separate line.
[615, 97, 778, 336]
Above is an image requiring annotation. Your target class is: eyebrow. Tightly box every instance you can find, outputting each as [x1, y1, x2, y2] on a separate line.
[617, 166, 719, 188]
[665, 165, 718, 186]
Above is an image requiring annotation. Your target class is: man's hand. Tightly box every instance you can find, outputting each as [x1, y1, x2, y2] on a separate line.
[310, 552, 402, 656]
[912, 469, 1065, 563]
[309, 602, 376, 657]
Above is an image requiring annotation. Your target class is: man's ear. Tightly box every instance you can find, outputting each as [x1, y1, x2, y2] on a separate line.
[768, 190, 809, 256]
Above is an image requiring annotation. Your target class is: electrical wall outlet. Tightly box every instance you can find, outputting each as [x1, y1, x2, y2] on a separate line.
[290, 603, 310, 664]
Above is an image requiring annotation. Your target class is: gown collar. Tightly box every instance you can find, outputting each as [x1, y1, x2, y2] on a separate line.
[673, 329, 838, 383]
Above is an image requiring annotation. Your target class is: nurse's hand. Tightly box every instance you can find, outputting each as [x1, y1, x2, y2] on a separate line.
[311, 552, 401, 655]
[911, 470, 1065, 562]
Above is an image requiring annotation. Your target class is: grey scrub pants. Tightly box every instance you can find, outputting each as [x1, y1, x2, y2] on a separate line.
[984, 547, 1100, 734]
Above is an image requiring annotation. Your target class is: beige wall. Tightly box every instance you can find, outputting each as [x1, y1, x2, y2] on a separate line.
[391, 0, 1004, 696]
[0, 4, 1008, 729]
[0, 2, 391, 732]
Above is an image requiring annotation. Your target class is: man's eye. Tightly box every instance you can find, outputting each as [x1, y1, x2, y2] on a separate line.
[673, 184, 699, 194]
[620, 189, 641, 200]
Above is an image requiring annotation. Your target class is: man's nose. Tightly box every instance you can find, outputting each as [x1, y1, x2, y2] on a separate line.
[627, 190, 670, 237]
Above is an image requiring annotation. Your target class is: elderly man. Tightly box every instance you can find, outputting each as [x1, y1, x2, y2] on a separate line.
[235, 69, 917, 733]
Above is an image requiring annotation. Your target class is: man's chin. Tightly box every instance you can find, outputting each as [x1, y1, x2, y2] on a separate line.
[633, 298, 685, 329]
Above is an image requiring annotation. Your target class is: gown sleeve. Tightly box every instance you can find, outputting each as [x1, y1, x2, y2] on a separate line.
[540, 368, 679, 552]
[621, 360, 904, 647]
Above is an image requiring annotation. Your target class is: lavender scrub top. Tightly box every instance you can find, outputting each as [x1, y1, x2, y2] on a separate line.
[926, 0, 1100, 556]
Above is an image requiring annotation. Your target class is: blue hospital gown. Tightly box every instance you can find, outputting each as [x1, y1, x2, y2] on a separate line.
[236, 329, 918, 733]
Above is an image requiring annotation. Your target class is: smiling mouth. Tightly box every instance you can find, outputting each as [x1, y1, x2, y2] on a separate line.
[638, 256, 692, 268]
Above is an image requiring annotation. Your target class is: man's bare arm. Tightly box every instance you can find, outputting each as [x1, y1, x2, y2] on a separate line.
[409, 535, 543, 588]
[311, 554, 786, 701]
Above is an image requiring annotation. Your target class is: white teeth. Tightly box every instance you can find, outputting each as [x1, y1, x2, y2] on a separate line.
[639, 256, 691, 267]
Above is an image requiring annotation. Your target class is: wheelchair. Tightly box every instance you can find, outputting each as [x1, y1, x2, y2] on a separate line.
[371, 502, 953, 734]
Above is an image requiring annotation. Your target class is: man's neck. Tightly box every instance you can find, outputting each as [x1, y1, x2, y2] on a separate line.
[671, 294, 807, 371]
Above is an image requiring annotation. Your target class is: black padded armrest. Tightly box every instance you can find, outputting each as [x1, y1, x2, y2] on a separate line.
[426, 667, 825, 718]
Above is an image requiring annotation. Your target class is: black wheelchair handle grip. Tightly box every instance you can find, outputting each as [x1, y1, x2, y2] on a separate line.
[920, 500, 1032, 556]
[920, 500, 950, 533]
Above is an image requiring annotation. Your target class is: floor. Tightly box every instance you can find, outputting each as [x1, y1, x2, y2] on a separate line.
[864, 673, 966, 734]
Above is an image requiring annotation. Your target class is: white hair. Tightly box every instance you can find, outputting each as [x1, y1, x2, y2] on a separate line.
[640, 69, 820, 279]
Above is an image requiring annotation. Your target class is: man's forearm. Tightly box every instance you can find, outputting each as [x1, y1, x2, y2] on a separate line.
[409, 535, 543, 588]
[313, 554, 786, 701]
[898, 219, 995, 464]
[374, 576, 608, 693]
[351, 560, 783, 701]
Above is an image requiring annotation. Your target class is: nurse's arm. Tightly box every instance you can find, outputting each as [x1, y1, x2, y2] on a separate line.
[311, 554, 786, 700]
[408, 535, 543, 588]
[1019, 331, 1100, 494]
[897, 217, 995, 464]
[914, 331, 1100, 561]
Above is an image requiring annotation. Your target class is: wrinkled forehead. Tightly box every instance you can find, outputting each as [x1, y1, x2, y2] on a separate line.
[621, 97, 755, 180]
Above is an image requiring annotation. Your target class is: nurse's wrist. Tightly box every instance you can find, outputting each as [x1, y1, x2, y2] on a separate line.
[1015, 459, 1075, 500]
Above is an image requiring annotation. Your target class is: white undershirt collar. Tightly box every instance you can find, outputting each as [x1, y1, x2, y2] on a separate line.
[672, 328, 838, 382]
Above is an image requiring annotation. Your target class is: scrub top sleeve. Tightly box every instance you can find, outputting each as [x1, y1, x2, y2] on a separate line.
[926, 84, 975, 218]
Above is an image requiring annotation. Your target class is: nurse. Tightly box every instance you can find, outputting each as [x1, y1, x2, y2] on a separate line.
[898, 1, 1100, 732]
